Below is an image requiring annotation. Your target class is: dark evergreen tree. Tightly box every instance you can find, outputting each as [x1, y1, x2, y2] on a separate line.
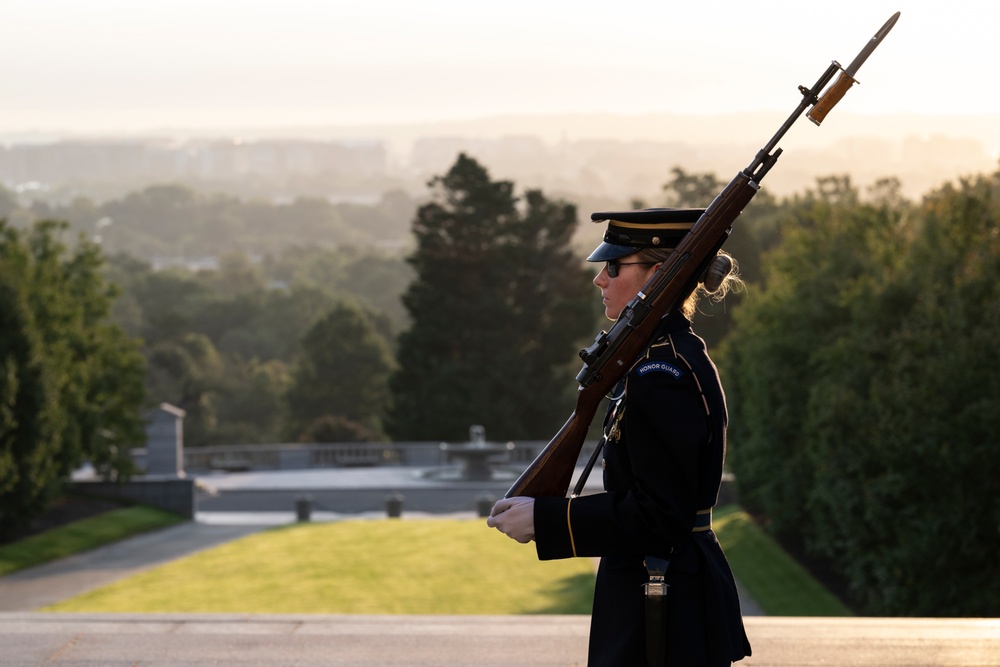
[284, 301, 394, 441]
[0, 220, 146, 539]
[0, 265, 62, 540]
[387, 154, 595, 442]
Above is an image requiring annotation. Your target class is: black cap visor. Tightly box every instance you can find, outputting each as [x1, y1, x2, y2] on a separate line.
[587, 242, 641, 262]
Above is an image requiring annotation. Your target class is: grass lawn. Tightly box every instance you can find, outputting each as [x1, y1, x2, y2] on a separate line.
[34, 504, 851, 617]
[44, 518, 597, 615]
[714, 505, 852, 616]
[0, 505, 184, 577]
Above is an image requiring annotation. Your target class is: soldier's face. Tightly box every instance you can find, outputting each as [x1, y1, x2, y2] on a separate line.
[593, 258, 661, 320]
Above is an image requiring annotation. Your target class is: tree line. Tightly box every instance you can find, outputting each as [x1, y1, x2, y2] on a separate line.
[0, 153, 598, 538]
[104, 245, 410, 448]
[720, 172, 999, 616]
[0, 183, 419, 258]
[2, 152, 997, 615]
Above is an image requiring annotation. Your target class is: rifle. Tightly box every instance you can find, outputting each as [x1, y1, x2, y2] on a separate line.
[506, 11, 900, 499]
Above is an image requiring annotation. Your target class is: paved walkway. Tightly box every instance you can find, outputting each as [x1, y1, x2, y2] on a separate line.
[3, 613, 999, 666]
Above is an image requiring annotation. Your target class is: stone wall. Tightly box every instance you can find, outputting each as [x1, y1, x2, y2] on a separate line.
[69, 479, 195, 519]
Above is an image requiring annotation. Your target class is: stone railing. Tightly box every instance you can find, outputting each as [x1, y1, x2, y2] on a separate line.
[133, 440, 576, 474]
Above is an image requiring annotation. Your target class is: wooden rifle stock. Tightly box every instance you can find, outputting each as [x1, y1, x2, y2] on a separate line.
[504, 15, 898, 498]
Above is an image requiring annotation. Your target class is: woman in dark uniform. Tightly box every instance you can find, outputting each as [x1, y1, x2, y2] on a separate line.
[488, 208, 751, 666]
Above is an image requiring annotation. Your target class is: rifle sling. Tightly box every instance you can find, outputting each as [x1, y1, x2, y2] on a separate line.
[571, 434, 605, 498]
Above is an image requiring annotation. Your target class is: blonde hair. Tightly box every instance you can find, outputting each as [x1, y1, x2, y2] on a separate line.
[635, 248, 743, 319]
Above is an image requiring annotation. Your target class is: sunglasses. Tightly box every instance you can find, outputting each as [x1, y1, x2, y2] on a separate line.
[605, 260, 658, 278]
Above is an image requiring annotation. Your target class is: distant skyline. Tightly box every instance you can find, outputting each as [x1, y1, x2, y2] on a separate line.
[3, 1, 994, 136]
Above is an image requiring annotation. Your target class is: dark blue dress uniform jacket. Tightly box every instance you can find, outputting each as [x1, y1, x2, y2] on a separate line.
[534, 312, 751, 666]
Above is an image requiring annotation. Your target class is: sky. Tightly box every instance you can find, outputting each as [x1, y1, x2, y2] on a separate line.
[2, 0, 995, 135]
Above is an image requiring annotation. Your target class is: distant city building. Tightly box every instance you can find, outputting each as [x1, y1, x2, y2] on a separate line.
[0, 138, 388, 192]
[150, 256, 221, 272]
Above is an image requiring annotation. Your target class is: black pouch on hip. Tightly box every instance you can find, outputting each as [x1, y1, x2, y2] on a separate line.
[643, 554, 671, 666]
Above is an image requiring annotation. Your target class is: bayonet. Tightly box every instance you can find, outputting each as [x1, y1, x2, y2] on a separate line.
[808, 11, 901, 125]
[845, 11, 900, 77]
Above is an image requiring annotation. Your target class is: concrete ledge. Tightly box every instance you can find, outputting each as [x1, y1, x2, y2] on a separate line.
[1, 613, 998, 667]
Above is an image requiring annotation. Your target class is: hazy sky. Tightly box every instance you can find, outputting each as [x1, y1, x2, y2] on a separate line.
[3, 1, 993, 134]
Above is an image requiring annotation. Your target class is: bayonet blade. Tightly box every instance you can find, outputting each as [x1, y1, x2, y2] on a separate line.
[844, 11, 900, 78]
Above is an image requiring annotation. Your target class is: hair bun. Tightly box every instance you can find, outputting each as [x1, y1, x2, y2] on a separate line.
[702, 254, 734, 293]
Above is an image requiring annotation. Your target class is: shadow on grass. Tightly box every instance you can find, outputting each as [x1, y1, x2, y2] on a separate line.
[526, 572, 595, 615]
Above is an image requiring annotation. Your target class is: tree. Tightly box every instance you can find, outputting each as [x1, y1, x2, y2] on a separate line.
[0, 220, 146, 539]
[0, 266, 62, 540]
[661, 167, 723, 207]
[387, 154, 595, 442]
[722, 170, 1000, 615]
[260, 245, 412, 337]
[658, 166, 777, 349]
[212, 358, 291, 445]
[104, 245, 411, 447]
[284, 301, 394, 441]
[722, 176, 891, 536]
[297, 415, 380, 443]
[802, 174, 1000, 615]
[145, 333, 225, 448]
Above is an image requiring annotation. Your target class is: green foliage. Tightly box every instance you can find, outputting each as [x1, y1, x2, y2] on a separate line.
[722, 172, 1000, 616]
[297, 415, 379, 443]
[104, 244, 410, 446]
[284, 301, 394, 441]
[212, 358, 291, 446]
[145, 333, 225, 447]
[0, 259, 61, 539]
[662, 166, 724, 208]
[260, 245, 413, 336]
[387, 154, 596, 441]
[724, 176, 905, 537]
[804, 175, 1000, 616]
[0, 220, 147, 538]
